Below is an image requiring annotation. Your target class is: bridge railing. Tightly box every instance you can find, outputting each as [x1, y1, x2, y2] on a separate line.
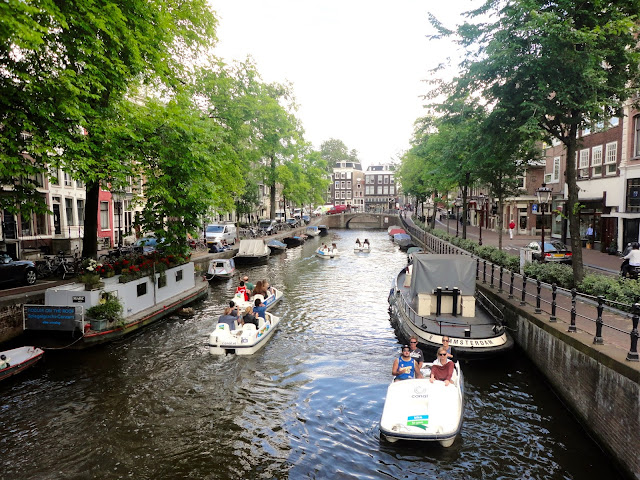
[398, 214, 640, 362]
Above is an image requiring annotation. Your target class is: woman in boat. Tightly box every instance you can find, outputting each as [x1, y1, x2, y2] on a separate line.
[430, 347, 454, 386]
[442, 336, 458, 363]
[355, 238, 362, 247]
[262, 279, 274, 296]
[331, 243, 338, 253]
[218, 307, 239, 330]
[252, 280, 266, 297]
[392, 345, 422, 382]
[363, 239, 370, 247]
[243, 306, 259, 328]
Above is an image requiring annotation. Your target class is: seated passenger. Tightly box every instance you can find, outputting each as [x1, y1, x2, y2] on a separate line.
[235, 281, 249, 302]
[442, 336, 458, 363]
[392, 345, 423, 382]
[355, 238, 362, 247]
[0, 354, 10, 370]
[262, 280, 273, 296]
[243, 306, 259, 328]
[253, 298, 267, 319]
[364, 239, 370, 246]
[430, 347, 454, 386]
[252, 280, 267, 297]
[331, 243, 338, 253]
[218, 307, 239, 330]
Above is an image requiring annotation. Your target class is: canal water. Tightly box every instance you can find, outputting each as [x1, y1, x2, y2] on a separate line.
[0, 230, 624, 479]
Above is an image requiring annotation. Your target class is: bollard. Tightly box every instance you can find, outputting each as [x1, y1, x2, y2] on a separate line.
[593, 296, 604, 344]
[498, 267, 504, 293]
[490, 264, 495, 289]
[476, 259, 480, 280]
[550, 283, 557, 322]
[483, 260, 487, 284]
[535, 279, 542, 313]
[568, 288, 577, 333]
[627, 304, 639, 362]
[509, 271, 515, 299]
[520, 274, 527, 306]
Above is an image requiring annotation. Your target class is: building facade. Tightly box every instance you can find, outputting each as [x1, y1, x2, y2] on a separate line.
[364, 164, 398, 212]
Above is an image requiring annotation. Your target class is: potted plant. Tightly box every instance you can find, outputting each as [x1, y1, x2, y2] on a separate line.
[80, 258, 104, 290]
[607, 241, 618, 255]
[86, 292, 123, 331]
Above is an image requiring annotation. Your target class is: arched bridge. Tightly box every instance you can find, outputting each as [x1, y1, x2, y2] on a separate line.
[321, 212, 399, 229]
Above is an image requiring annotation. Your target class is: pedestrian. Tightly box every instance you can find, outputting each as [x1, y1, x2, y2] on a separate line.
[586, 225, 595, 249]
[509, 219, 515, 239]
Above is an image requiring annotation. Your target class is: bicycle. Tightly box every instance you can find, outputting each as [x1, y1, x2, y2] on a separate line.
[98, 246, 136, 263]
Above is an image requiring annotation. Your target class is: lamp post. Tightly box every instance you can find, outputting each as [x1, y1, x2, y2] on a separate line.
[112, 190, 124, 248]
[478, 193, 486, 246]
[536, 183, 552, 261]
[455, 197, 461, 237]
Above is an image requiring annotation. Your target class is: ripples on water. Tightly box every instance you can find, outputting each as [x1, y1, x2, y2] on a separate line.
[0, 229, 624, 479]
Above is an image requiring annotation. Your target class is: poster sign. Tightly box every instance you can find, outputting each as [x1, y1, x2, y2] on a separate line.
[23, 305, 78, 331]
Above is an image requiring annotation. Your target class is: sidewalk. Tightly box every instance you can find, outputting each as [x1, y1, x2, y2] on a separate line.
[430, 218, 621, 275]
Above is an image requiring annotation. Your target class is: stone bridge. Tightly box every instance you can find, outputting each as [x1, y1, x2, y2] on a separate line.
[321, 212, 399, 229]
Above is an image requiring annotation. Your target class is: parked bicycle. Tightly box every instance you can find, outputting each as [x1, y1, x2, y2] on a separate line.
[36, 251, 79, 279]
[98, 245, 137, 263]
[188, 238, 208, 252]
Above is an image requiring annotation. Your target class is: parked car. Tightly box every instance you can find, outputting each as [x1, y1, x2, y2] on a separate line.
[134, 236, 163, 254]
[258, 219, 278, 235]
[0, 253, 37, 287]
[327, 204, 350, 215]
[286, 218, 299, 228]
[526, 240, 573, 264]
[204, 223, 237, 249]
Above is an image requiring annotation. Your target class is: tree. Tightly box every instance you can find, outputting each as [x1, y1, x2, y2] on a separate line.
[441, 0, 640, 282]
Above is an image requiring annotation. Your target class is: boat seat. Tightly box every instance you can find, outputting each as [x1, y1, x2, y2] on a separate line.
[242, 323, 257, 332]
[257, 317, 266, 329]
[215, 323, 230, 333]
[253, 294, 265, 303]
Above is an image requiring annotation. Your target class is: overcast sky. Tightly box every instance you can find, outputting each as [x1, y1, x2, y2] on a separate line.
[210, 0, 478, 169]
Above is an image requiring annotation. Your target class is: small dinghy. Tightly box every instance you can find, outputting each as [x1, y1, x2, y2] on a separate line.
[305, 226, 320, 237]
[283, 236, 304, 248]
[315, 247, 339, 259]
[354, 243, 371, 253]
[204, 258, 236, 281]
[380, 362, 464, 447]
[267, 239, 287, 254]
[0, 346, 45, 382]
[208, 311, 280, 355]
[231, 286, 284, 311]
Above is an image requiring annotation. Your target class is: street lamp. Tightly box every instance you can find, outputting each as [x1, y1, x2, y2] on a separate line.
[478, 193, 486, 246]
[455, 197, 461, 237]
[536, 183, 552, 261]
[112, 190, 124, 248]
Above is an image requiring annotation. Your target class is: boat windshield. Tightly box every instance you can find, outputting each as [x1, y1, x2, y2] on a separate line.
[206, 226, 224, 233]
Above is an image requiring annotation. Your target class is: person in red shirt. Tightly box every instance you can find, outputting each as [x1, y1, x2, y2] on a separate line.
[509, 220, 516, 239]
[430, 347, 454, 386]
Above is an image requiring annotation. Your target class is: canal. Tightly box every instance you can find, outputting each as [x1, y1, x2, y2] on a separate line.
[0, 229, 624, 479]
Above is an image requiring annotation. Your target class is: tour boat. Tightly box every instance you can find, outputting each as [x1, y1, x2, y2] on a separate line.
[0, 346, 45, 382]
[204, 258, 236, 281]
[233, 239, 270, 265]
[208, 311, 280, 355]
[315, 247, 339, 259]
[380, 361, 464, 447]
[230, 286, 284, 312]
[388, 254, 513, 359]
[305, 226, 321, 237]
[354, 243, 371, 253]
[267, 239, 287, 254]
[23, 261, 209, 349]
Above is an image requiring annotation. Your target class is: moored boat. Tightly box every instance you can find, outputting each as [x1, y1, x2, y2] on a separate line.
[305, 226, 320, 237]
[23, 261, 208, 349]
[267, 239, 287, 254]
[0, 346, 45, 382]
[204, 258, 236, 281]
[283, 236, 304, 248]
[380, 361, 464, 447]
[389, 227, 406, 237]
[318, 225, 329, 236]
[208, 311, 280, 355]
[234, 239, 270, 265]
[388, 254, 513, 359]
[393, 233, 414, 251]
[407, 246, 424, 263]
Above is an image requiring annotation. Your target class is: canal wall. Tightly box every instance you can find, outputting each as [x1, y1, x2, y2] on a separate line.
[480, 285, 640, 479]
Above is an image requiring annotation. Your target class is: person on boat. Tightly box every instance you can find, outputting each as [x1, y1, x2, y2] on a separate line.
[236, 281, 249, 302]
[430, 347, 454, 386]
[242, 306, 259, 328]
[442, 336, 458, 363]
[252, 280, 266, 297]
[392, 345, 423, 382]
[355, 238, 362, 247]
[0, 354, 10, 369]
[408, 336, 424, 370]
[253, 298, 267, 320]
[242, 275, 255, 292]
[331, 243, 338, 253]
[363, 239, 370, 246]
[218, 307, 239, 330]
[229, 301, 239, 316]
[262, 280, 274, 296]
[321, 243, 328, 252]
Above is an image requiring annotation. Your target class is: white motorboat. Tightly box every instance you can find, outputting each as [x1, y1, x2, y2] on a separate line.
[354, 243, 371, 253]
[233, 239, 270, 265]
[305, 226, 321, 237]
[208, 311, 280, 355]
[380, 362, 464, 447]
[0, 346, 45, 382]
[204, 258, 236, 281]
[388, 254, 513, 359]
[315, 247, 339, 259]
[231, 286, 284, 312]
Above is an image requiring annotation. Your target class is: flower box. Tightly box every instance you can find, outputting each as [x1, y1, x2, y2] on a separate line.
[89, 318, 109, 331]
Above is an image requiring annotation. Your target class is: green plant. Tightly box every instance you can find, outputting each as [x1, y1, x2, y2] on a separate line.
[86, 293, 123, 322]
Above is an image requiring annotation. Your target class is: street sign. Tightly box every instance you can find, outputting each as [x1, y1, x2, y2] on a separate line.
[532, 204, 538, 213]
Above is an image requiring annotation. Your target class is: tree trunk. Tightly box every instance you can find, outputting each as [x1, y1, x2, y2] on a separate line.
[269, 155, 277, 220]
[565, 124, 584, 282]
[82, 181, 100, 259]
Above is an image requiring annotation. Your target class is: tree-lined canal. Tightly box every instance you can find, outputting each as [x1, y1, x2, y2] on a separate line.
[0, 230, 624, 479]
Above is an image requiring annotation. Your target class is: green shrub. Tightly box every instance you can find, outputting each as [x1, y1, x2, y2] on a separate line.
[578, 274, 640, 310]
[523, 262, 575, 289]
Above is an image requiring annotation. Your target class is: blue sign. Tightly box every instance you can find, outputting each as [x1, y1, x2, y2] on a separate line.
[532, 204, 538, 213]
[24, 305, 78, 331]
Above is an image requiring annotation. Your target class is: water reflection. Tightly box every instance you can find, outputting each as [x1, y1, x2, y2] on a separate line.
[0, 229, 623, 479]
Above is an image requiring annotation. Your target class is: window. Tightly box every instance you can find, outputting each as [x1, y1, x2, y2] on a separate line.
[340, 181, 345, 189]
[347, 181, 351, 189]
[49, 167, 59, 185]
[65, 198, 74, 226]
[21, 215, 32, 236]
[552, 157, 561, 182]
[383, 186, 388, 195]
[77, 199, 85, 226]
[390, 186, 395, 194]
[377, 186, 382, 195]
[100, 201, 110, 229]
[579, 149, 589, 177]
[76, 179, 84, 188]
[610, 117, 619, 127]
[63, 171, 72, 187]
[605, 141, 617, 175]
[582, 126, 591, 136]
[137, 282, 147, 297]
[341, 172, 345, 179]
[347, 172, 352, 179]
[341, 191, 345, 199]
[384, 176, 389, 184]
[591, 145, 603, 177]
[378, 175, 382, 184]
[334, 181, 339, 189]
[346, 191, 352, 199]
[635, 116, 640, 158]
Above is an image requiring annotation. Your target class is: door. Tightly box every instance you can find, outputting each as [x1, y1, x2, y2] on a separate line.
[53, 204, 61, 234]
[518, 209, 528, 234]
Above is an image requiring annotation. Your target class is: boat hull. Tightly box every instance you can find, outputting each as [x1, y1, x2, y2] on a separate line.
[354, 246, 371, 253]
[315, 249, 339, 259]
[380, 364, 464, 447]
[233, 254, 269, 266]
[0, 346, 44, 382]
[208, 312, 280, 355]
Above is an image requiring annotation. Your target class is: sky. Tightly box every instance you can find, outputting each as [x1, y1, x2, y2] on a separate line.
[209, 0, 478, 169]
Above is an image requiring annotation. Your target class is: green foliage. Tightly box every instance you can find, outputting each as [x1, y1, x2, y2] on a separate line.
[578, 275, 640, 310]
[86, 293, 123, 323]
[523, 262, 575, 289]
